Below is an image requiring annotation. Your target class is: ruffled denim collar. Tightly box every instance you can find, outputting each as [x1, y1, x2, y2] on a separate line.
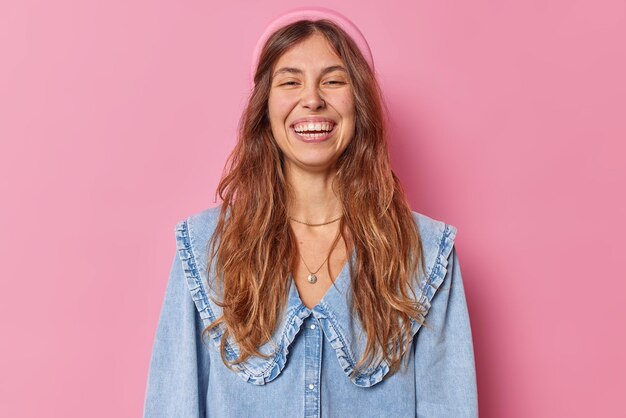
[175, 205, 456, 387]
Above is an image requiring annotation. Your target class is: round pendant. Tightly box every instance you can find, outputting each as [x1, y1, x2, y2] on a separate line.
[307, 274, 318, 284]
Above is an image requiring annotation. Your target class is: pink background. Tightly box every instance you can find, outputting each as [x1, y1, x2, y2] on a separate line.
[1, 0, 624, 417]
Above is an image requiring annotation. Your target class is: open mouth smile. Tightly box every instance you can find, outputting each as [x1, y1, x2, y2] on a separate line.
[290, 121, 337, 143]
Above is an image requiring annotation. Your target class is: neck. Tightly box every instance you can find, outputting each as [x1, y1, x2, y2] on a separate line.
[285, 165, 343, 224]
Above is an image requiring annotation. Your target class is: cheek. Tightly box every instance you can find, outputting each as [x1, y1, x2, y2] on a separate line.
[337, 92, 355, 116]
[268, 94, 295, 120]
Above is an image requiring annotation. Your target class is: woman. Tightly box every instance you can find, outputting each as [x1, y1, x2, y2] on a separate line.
[143, 7, 478, 417]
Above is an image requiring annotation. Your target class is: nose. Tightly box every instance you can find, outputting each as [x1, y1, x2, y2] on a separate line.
[300, 84, 326, 111]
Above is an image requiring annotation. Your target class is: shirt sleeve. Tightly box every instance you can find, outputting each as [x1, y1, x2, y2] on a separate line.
[143, 250, 211, 418]
[414, 246, 478, 417]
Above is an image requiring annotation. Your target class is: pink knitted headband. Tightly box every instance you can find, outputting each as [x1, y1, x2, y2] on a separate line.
[249, 7, 375, 88]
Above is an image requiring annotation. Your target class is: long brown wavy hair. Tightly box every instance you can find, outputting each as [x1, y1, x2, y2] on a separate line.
[204, 19, 427, 379]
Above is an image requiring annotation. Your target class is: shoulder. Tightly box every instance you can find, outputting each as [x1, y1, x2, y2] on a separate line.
[174, 204, 223, 260]
[411, 210, 457, 249]
[410, 209, 458, 290]
[175, 204, 223, 243]
[172, 204, 224, 308]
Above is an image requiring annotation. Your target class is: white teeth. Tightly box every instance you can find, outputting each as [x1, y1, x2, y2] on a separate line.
[294, 122, 334, 133]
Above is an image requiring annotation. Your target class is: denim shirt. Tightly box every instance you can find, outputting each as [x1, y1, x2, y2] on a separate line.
[143, 205, 478, 417]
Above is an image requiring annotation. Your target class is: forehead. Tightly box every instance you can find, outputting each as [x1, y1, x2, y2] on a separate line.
[273, 33, 345, 71]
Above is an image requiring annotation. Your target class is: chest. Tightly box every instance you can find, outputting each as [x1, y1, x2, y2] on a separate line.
[290, 229, 351, 310]
[203, 312, 418, 418]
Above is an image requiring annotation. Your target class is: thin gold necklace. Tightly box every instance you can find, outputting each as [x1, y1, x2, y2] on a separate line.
[298, 250, 332, 284]
[297, 229, 342, 284]
[289, 214, 342, 227]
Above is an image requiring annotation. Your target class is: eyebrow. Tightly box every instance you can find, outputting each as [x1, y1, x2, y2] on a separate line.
[272, 65, 348, 78]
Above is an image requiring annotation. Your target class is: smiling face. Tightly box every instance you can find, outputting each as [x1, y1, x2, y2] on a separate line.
[267, 32, 356, 174]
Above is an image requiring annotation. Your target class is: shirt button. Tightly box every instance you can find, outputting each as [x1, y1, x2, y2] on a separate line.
[308, 383, 315, 390]
[310, 324, 316, 329]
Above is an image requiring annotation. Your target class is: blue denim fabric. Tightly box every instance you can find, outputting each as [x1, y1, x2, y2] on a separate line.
[143, 205, 478, 417]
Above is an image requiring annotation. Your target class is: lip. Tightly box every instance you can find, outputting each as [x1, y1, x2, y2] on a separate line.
[290, 117, 338, 144]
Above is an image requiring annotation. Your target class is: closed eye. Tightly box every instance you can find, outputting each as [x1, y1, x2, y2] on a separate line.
[279, 81, 346, 86]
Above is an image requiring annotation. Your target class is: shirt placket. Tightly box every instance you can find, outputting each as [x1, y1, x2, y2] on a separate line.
[304, 316, 322, 418]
